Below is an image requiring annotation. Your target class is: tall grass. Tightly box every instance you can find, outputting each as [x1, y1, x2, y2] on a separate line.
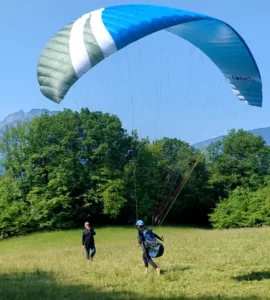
[0, 226, 270, 300]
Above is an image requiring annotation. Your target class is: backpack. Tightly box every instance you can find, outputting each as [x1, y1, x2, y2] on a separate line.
[142, 228, 164, 258]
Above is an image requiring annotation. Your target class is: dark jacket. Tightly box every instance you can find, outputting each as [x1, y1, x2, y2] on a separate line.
[82, 228, 96, 248]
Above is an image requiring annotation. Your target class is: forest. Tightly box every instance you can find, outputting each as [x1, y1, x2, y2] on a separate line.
[0, 108, 270, 238]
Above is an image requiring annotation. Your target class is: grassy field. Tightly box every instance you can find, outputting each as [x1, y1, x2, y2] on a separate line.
[0, 226, 270, 300]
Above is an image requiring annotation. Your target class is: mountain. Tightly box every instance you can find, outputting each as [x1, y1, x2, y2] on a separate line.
[193, 127, 270, 149]
[0, 109, 58, 132]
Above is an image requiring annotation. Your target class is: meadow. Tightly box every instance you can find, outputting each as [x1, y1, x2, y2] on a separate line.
[0, 226, 270, 300]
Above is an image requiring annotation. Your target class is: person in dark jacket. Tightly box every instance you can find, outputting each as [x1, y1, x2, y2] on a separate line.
[136, 220, 163, 275]
[82, 222, 96, 260]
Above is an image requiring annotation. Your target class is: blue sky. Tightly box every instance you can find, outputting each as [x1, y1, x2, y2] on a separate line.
[1, 0, 269, 144]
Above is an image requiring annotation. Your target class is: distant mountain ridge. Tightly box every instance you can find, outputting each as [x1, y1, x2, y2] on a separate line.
[0, 109, 58, 132]
[193, 127, 270, 149]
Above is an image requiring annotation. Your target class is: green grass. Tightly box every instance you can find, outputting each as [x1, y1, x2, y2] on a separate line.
[1, 226, 270, 300]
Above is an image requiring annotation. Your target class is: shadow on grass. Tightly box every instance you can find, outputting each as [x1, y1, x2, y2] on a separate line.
[161, 265, 192, 275]
[0, 269, 267, 300]
[170, 265, 192, 272]
[233, 270, 270, 282]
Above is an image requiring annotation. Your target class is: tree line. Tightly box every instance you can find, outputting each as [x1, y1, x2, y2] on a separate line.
[0, 108, 270, 238]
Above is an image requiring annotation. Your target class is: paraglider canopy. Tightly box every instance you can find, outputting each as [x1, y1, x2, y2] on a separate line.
[37, 4, 262, 107]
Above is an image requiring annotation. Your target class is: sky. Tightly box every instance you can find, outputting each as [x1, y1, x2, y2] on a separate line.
[1, 0, 269, 145]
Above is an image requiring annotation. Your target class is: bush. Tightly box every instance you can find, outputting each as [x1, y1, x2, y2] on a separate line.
[209, 185, 270, 229]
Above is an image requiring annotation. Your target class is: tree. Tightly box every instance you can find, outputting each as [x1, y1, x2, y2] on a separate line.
[0, 175, 29, 238]
[0, 109, 133, 235]
[122, 136, 211, 225]
[207, 129, 270, 199]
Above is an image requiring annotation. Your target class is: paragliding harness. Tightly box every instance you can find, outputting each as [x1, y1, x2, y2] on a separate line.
[142, 228, 164, 258]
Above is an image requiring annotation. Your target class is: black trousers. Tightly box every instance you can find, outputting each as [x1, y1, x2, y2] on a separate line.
[142, 251, 158, 269]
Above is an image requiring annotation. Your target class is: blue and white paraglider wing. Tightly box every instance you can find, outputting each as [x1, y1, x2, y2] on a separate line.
[38, 4, 262, 107]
